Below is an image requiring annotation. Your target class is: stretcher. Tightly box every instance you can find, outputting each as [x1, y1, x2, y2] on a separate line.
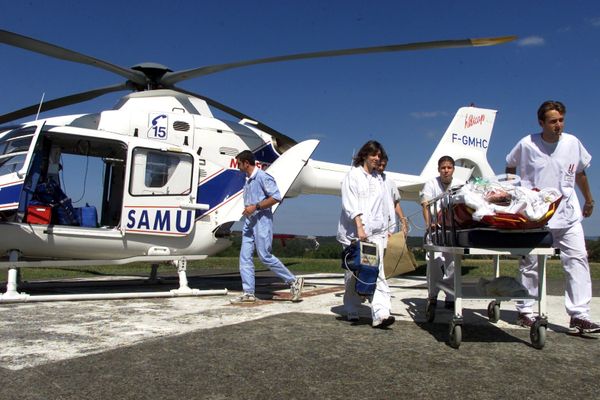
[424, 244, 558, 349]
[423, 188, 559, 349]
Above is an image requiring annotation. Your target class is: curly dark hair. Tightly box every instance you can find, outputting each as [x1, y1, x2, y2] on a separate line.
[353, 140, 385, 167]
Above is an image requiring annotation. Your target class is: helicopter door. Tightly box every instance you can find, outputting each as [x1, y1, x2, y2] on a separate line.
[0, 122, 45, 218]
[121, 142, 199, 236]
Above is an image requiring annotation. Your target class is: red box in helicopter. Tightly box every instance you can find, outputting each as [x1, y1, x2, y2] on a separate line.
[26, 205, 52, 225]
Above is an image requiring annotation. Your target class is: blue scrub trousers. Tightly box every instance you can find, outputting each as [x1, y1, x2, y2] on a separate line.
[239, 211, 295, 294]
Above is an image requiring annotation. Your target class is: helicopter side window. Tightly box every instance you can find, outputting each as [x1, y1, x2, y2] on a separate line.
[130, 148, 193, 196]
[0, 154, 27, 175]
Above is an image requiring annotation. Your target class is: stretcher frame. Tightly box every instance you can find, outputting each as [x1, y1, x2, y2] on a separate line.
[424, 244, 559, 349]
[422, 188, 559, 349]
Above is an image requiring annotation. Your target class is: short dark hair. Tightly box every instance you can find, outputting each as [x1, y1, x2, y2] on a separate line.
[438, 155, 455, 167]
[537, 100, 566, 122]
[353, 140, 384, 167]
[380, 149, 389, 163]
[235, 150, 255, 165]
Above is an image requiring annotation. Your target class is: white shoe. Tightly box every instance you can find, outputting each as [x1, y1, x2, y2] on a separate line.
[290, 277, 304, 302]
[229, 293, 257, 304]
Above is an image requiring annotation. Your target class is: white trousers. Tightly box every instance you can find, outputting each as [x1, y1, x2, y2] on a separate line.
[343, 236, 392, 321]
[427, 251, 455, 301]
[516, 223, 592, 318]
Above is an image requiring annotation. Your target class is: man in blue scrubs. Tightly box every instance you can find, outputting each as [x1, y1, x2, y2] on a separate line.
[231, 150, 304, 303]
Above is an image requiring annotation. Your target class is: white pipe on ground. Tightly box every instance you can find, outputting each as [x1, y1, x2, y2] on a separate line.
[0, 288, 228, 303]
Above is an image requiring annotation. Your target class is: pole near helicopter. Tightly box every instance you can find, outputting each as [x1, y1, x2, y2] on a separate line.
[0, 29, 515, 302]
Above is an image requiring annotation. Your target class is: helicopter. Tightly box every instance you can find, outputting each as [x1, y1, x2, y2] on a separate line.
[0, 29, 514, 301]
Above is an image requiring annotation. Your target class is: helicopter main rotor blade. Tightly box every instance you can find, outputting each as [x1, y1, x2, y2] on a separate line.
[0, 29, 147, 86]
[173, 86, 297, 150]
[162, 36, 516, 85]
[0, 82, 131, 125]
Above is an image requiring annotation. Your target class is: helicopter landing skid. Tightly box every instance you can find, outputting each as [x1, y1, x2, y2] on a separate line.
[0, 252, 228, 303]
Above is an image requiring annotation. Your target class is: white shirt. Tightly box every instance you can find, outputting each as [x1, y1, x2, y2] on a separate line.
[506, 132, 591, 228]
[420, 176, 462, 207]
[337, 166, 386, 245]
[382, 173, 401, 233]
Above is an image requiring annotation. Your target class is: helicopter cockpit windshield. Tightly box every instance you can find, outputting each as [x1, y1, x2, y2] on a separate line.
[0, 126, 35, 176]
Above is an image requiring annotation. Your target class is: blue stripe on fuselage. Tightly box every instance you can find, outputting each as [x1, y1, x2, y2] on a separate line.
[0, 183, 22, 209]
[196, 169, 246, 217]
[195, 145, 281, 217]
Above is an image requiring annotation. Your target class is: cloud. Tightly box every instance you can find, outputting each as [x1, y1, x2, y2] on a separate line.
[410, 111, 449, 119]
[517, 36, 545, 47]
[590, 17, 600, 27]
[425, 130, 438, 140]
[305, 132, 328, 140]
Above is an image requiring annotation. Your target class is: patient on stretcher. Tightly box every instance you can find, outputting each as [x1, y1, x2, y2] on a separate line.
[448, 175, 562, 229]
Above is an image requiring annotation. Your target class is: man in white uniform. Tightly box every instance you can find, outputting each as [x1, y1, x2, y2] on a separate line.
[377, 153, 409, 239]
[506, 100, 600, 334]
[337, 140, 394, 328]
[420, 156, 462, 310]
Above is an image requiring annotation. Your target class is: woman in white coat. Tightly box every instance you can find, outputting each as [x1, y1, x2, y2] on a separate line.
[337, 140, 395, 328]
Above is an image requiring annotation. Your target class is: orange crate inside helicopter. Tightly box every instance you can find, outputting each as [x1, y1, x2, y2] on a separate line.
[26, 205, 52, 225]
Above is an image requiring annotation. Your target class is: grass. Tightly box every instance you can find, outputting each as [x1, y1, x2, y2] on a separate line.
[6, 256, 600, 282]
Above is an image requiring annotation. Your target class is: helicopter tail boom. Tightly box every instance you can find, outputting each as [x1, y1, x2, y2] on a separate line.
[286, 106, 497, 202]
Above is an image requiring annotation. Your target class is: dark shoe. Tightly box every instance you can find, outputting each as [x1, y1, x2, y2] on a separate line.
[516, 313, 536, 328]
[372, 316, 395, 328]
[444, 300, 455, 310]
[569, 316, 600, 334]
[347, 311, 360, 322]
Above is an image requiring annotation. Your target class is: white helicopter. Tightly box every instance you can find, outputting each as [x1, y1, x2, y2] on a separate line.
[0, 29, 514, 301]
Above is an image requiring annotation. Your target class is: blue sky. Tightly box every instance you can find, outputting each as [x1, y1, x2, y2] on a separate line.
[2, 0, 600, 236]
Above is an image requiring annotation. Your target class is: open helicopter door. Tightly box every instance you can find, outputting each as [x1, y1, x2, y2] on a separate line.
[121, 139, 203, 237]
[0, 121, 45, 219]
[265, 139, 320, 213]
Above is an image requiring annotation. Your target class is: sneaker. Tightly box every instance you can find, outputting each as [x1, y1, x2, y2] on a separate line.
[290, 277, 304, 302]
[230, 293, 257, 304]
[372, 316, 395, 328]
[569, 316, 600, 334]
[516, 313, 536, 328]
[347, 311, 360, 322]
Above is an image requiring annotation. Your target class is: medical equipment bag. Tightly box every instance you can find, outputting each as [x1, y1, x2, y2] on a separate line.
[341, 241, 380, 296]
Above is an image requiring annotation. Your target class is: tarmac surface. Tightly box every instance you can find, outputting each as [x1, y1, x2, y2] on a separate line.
[0, 270, 599, 399]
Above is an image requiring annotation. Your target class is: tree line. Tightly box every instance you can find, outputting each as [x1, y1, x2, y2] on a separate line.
[217, 235, 600, 262]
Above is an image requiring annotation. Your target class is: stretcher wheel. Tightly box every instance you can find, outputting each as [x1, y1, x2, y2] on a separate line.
[487, 301, 500, 323]
[426, 301, 436, 323]
[530, 324, 546, 349]
[449, 323, 462, 349]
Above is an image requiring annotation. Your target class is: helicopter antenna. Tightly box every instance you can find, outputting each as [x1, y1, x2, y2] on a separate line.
[34, 92, 45, 121]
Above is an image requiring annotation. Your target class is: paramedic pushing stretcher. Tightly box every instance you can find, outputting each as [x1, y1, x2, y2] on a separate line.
[420, 156, 463, 310]
[230, 150, 304, 304]
[337, 140, 395, 328]
[506, 100, 600, 334]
